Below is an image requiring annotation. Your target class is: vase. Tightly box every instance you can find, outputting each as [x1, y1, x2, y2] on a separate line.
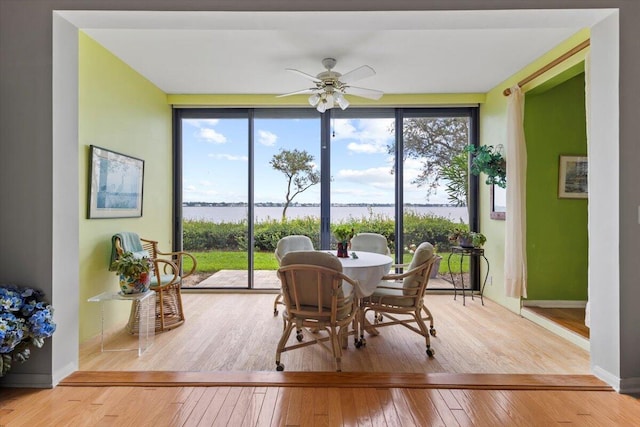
[337, 241, 349, 258]
[119, 272, 151, 295]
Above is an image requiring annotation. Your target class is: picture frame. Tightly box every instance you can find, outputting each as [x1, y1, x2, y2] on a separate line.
[558, 155, 588, 199]
[490, 183, 506, 220]
[88, 145, 144, 218]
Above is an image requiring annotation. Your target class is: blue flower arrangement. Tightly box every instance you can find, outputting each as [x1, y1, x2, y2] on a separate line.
[0, 284, 56, 376]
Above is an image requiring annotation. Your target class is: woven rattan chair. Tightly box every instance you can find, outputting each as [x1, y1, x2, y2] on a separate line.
[275, 251, 359, 372]
[111, 232, 197, 333]
[361, 242, 439, 357]
[273, 235, 315, 316]
[349, 232, 391, 255]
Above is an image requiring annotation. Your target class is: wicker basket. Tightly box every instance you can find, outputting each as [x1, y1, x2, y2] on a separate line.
[126, 284, 185, 334]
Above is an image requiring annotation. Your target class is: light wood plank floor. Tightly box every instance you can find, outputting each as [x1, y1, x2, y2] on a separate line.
[3, 382, 640, 426]
[524, 306, 589, 339]
[79, 293, 590, 375]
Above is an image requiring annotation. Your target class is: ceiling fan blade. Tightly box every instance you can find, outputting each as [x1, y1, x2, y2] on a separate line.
[345, 86, 384, 100]
[276, 88, 317, 98]
[339, 65, 376, 83]
[285, 68, 322, 83]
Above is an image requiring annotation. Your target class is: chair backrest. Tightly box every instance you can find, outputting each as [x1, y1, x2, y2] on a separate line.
[110, 232, 150, 270]
[349, 233, 390, 255]
[402, 242, 435, 293]
[274, 235, 315, 264]
[278, 251, 352, 320]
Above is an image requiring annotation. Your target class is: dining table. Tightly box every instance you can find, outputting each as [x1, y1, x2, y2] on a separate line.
[325, 250, 394, 347]
[330, 250, 394, 298]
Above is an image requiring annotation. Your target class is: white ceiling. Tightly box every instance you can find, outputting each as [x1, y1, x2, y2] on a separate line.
[58, 9, 610, 96]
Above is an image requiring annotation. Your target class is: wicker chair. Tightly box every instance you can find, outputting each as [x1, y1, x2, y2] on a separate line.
[361, 242, 439, 357]
[349, 232, 391, 255]
[273, 235, 315, 315]
[111, 232, 197, 333]
[275, 251, 359, 372]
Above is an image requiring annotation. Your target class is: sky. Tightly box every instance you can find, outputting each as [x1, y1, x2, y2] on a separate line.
[182, 116, 453, 205]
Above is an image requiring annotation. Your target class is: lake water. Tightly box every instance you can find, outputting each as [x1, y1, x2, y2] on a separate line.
[183, 205, 468, 224]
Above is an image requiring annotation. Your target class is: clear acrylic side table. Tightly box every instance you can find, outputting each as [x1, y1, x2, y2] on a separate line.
[88, 290, 155, 356]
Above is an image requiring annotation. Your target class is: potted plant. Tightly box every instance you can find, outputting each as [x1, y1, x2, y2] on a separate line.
[466, 144, 506, 188]
[333, 224, 354, 258]
[448, 228, 486, 248]
[110, 251, 153, 294]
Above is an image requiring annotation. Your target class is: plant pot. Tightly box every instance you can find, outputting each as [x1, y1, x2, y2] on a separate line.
[458, 237, 474, 248]
[119, 272, 151, 295]
[430, 256, 442, 278]
[336, 241, 349, 258]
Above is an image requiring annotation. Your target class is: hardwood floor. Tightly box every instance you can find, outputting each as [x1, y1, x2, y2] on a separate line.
[79, 293, 591, 374]
[5, 293, 639, 426]
[524, 306, 589, 339]
[3, 382, 640, 426]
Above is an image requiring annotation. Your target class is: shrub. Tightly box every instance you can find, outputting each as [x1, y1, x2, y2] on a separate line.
[183, 211, 463, 253]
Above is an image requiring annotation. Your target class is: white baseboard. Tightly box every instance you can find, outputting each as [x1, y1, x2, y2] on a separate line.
[592, 365, 621, 392]
[521, 307, 590, 351]
[523, 300, 587, 308]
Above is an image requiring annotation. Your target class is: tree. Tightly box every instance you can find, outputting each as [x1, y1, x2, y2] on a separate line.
[440, 152, 469, 207]
[390, 117, 469, 198]
[270, 148, 320, 221]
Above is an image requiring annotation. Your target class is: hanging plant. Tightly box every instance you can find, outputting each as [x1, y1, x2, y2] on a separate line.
[466, 144, 506, 188]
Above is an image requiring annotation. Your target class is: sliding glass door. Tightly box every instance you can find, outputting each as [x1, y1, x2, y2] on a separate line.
[253, 110, 321, 289]
[175, 107, 479, 290]
[330, 110, 396, 253]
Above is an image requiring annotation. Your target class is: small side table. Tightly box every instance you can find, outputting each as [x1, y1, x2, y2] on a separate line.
[447, 246, 490, 306]
[88, 290, 155, 356]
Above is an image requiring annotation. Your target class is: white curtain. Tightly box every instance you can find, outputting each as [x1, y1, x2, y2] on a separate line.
[584, 52, 591, 328]
[505, 85, 528, 298]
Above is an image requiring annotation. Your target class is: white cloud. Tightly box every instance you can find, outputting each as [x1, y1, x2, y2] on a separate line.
[333, 118, 394, 155]
[257, 130, 277, 146]
[337, 167, 394, 189]
[209, 153, 248, 161]
[198, 128, 227, 144]
[346, 142, 386, 154]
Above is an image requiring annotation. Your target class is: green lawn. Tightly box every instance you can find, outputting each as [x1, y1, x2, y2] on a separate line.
[184, 251, 469, 274]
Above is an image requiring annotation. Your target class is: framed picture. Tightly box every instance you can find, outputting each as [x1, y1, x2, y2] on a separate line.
[558, 155, 588, 199]
[490, 184, 506, 220]
[87, 145, 144, 218]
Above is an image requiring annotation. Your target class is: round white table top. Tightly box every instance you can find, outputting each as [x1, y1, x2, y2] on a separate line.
[325, 251, 393, 298]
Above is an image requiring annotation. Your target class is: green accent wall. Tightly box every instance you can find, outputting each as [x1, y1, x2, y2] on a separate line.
[524, 73, 588, 301]
[78, 32, 172, 342]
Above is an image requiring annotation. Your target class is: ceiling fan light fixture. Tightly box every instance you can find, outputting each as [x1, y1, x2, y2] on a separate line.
[279, 58, 382, 113]
[335, 93, 350, 110]
[316, 99, 328, 113]
[308, 93, 320, 107]
[324, 93, 334, 108]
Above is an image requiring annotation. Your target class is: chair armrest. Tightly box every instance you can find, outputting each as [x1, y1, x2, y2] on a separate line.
[146, 241, 197, 279]
[151, 258, 179, 288]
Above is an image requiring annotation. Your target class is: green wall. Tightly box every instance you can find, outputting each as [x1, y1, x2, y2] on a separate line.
[524, 73, 588, 301]
[78, 32, 173, 342]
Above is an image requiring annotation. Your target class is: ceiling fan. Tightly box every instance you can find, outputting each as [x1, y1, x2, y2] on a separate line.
[276, 58, 384, 112]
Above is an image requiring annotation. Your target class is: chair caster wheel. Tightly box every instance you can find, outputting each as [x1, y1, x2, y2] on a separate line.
[276, 363, 285, 371]
[430, 327, 437, 337]
[296, 333, 303, 342]
[426, 348, 435, 357]
[355, 339, 366, 348]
